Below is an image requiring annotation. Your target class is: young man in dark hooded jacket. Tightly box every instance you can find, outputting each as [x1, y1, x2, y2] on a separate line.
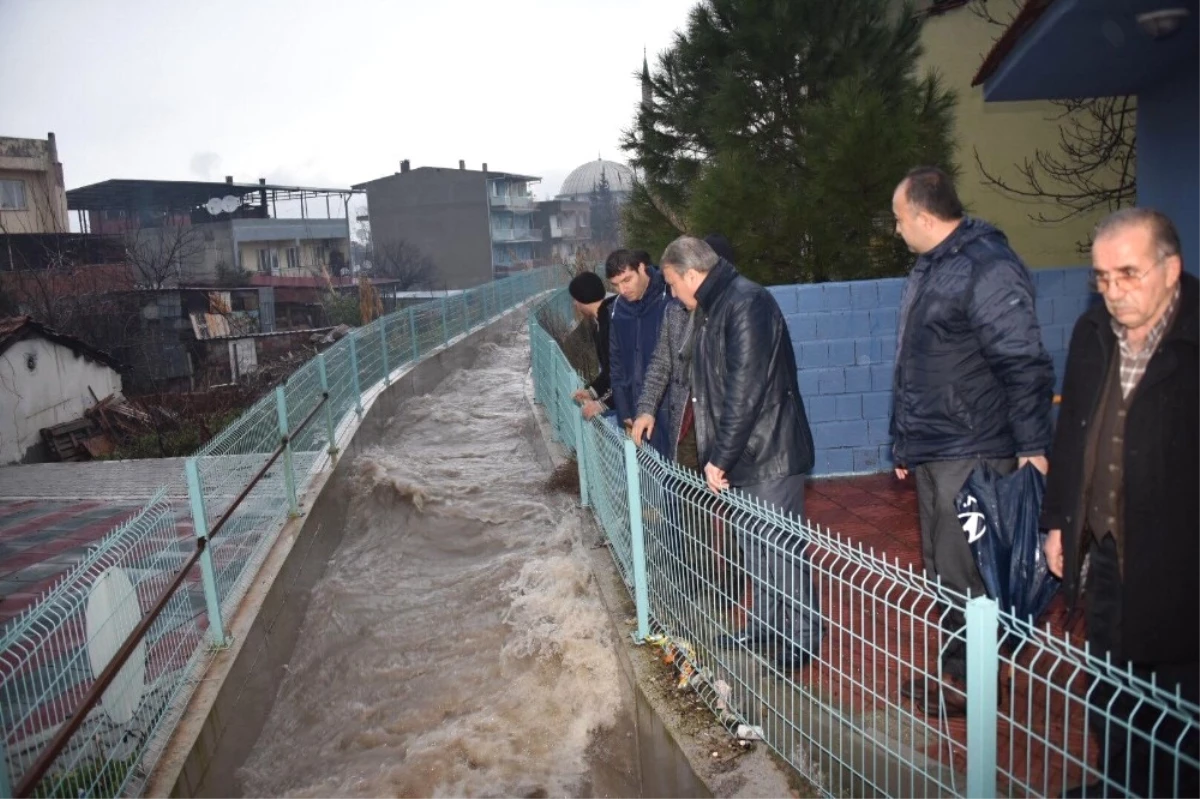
[606, 249, 672, 457]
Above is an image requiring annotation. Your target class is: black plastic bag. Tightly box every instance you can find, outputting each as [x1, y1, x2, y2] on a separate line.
[954, 463, 1059, 623]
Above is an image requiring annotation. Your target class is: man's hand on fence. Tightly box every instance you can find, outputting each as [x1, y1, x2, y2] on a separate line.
[1044, 528, 1064, 578]
[704, 462, 730, 493]
[572, 388, 591, 404]
[582, 400, 604, 420]
[631, 414, 655, 446]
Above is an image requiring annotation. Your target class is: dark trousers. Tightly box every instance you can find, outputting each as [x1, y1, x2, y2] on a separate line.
[914, 456, 1015, 681]
[1084, 534, 1200, 797]
[734, 474, 823, 654]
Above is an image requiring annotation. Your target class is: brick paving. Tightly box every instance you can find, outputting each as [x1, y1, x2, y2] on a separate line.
[803, 472, 1091, 796]
[0, 459, 190, 628]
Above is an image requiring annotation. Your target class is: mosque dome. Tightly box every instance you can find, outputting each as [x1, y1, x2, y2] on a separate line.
[558, 159, 635, 199]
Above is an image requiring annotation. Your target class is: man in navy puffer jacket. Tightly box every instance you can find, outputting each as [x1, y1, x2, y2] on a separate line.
[607, 249, 672, 458]
[890, 167, 1055, 716]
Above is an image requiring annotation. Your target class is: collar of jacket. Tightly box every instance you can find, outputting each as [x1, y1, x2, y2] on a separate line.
[695, 258, 739, 313]
[616, 266, 668, 317]
[917, 216, 998, 267]
[1080, 270, 1199, 348]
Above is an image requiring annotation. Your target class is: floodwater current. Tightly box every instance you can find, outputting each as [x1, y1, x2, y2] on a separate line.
[237, 330, 636, 797]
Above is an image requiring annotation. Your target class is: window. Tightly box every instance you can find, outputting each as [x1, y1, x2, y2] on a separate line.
[257, 248, 277, 273]
[0, 179, 27, 210]
[286, 247, 300, 271]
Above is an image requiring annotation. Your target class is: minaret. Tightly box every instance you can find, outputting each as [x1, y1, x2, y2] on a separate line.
[641, 47, 652, 111]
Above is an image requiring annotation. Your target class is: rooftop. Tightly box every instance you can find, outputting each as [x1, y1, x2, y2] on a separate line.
[66, 179, 358, 212]
[0, 316, 122, 371]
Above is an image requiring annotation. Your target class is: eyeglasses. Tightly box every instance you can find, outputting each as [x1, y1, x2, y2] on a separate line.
[1089, 262, 1160, 293]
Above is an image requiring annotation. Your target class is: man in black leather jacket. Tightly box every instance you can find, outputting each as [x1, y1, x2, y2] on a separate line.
[660, 236, 822, 670]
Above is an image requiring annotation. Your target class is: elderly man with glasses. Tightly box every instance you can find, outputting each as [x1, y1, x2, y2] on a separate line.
[1042, 207, 1198, 798]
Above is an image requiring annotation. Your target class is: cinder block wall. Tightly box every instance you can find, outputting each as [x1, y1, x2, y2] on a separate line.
[767, 267, 1094, 477]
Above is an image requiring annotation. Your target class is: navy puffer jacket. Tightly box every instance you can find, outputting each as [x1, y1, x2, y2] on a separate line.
[890, 218, 1055, 466]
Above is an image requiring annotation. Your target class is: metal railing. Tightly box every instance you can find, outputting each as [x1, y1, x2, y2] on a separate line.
[491, 227, 544, 242]
[0, 267, 567, 798]
[488, 194, 536, 210]
[528, 288, 1200, 799]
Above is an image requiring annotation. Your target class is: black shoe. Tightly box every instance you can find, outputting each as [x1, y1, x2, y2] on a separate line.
[714, 631, 773, 650]
[902, 677, 967, 717]
[774, 648, 813, 671]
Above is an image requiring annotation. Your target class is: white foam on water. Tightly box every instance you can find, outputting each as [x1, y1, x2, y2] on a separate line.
[237, 330, 623, 798]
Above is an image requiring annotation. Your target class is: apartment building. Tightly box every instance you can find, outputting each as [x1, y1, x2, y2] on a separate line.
[355, 160, 542, 289]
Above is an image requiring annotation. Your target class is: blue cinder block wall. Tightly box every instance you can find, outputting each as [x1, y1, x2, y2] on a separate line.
[767, 266, 1094, 477]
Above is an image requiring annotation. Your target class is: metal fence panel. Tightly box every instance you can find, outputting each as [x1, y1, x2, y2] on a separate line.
[2, 267, 567, 797]
[525, 287, 1200, 799]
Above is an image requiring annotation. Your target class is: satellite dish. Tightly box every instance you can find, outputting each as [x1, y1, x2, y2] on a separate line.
[205, 197, 223, 216]
[221, 195, 241, 213]
[85, 567, 147, 726]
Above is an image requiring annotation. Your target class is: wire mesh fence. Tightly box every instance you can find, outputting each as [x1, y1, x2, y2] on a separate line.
[527, 287, 1199, 799]
[1, 266, 568, 798]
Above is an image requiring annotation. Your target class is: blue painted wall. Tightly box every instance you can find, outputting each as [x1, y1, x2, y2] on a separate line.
[768, 266, 1093, 477]
[1137, 66, 1199, 276]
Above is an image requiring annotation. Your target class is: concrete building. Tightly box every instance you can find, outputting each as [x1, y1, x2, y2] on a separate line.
[972, 0, 1198, 273]
[354, 161, 542, 289]
[65, 178, 356, 286]
[0, 316, 123, 464]
[534, 199, 591, 265]
[0, 133, 69, 235]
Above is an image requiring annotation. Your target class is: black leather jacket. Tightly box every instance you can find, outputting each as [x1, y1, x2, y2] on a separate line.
[686, 259, 815, 485]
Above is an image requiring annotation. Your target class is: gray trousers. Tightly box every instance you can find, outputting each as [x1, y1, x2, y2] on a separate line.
[914, 456, 1015, 679]
[734, 474, 823, 654]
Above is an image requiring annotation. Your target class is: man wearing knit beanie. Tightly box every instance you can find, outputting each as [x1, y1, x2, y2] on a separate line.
[569, 272, 616, 419]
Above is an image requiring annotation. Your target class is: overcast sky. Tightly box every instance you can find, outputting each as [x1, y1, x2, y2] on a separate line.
[0, 0, 698, 213]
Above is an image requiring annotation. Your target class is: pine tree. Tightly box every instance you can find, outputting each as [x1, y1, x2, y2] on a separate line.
[623, 0, 957, 283]
[589, 170, 621, 251]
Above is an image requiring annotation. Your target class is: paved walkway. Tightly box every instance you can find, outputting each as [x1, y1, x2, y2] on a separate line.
[804, 472, 1087, 796]
[0, 459, 189, 628]
[0, 459, 188, 501]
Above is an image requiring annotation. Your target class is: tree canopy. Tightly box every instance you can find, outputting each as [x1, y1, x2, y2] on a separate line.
[623, 0, 958, 284]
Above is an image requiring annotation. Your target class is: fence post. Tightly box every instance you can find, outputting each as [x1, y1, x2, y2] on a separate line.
[379, 315, 390, 385]
[0, 723, 12, 798]
[623, 438, 650, 642]
[441, 296, 449, 343]
[185, 458, 229, 647]
[316, 352, 338, 460]
[573, 402, 590, 507]
[409, 307, 419, 361]
[275, 386, 300, 517]
[965, 595, 999, 798]
[348, 334, 363, 416]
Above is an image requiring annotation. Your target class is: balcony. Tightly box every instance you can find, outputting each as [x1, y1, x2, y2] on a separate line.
[550, 222, 589, 240]
[491, 227, 543, 243]
[489, 194, 536, 211]
[230, 217, 349, 244]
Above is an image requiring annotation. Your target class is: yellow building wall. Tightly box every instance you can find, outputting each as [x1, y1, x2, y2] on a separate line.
[918, 2, 1110, 267]
[0, 167, 68, 234]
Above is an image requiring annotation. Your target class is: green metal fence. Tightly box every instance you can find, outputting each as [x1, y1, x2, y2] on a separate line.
[529, 288, 1199, 799]
[0, 267, 566, 798]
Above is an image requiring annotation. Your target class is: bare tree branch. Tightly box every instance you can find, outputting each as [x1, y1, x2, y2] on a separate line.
[968, 0, 1136, 252]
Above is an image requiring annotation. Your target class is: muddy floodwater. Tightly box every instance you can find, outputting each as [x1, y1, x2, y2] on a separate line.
[238, 331, 637, 797]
